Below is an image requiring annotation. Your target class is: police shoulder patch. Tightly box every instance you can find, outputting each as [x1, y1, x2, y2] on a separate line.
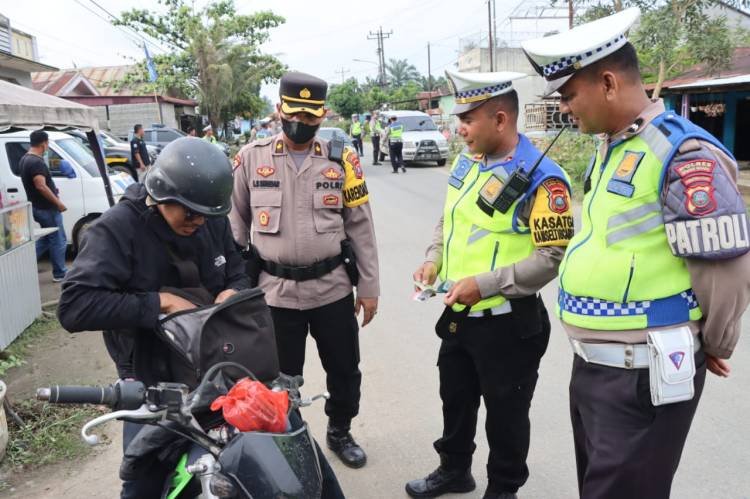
[529, 179, 574, 247]
[673, 159, 717, 216]
[342, 153, 369, 207]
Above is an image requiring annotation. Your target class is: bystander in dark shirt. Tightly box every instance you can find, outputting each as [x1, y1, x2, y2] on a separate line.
[20, 153, 58, 210]
[130, 136, 151, 167]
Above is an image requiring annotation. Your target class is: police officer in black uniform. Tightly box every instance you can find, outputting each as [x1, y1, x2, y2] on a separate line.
[130, 124, 151, 173]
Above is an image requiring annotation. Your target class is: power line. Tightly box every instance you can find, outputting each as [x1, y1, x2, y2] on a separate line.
[335, 67, 350, 83]
[86, 0, 180, 53]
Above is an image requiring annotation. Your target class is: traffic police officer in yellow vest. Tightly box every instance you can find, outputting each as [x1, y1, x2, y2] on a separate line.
[350, 113, 364, 156]
[230, 72, 380, 470]
[407, 70, 574, 499]
[523, 8, 750, 498]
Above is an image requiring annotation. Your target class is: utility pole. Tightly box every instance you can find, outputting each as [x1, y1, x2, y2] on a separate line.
[568, 0, 574, 29]
[368, 26, 392, 87]
[487, 1, 494, 71]
[427, 42, 432, 93]
[492, 0, 497, 65]
[335, 67, 350, 83]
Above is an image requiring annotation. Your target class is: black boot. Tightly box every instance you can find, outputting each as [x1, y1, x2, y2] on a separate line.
[405, 459, 475, 498]
[326, 424, 367, 469]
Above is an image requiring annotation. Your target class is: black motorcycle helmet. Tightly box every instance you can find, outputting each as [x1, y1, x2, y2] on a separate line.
[145, 137, 233, 216]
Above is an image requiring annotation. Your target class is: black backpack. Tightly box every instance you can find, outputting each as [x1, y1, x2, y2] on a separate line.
[155, 287, 279, 389]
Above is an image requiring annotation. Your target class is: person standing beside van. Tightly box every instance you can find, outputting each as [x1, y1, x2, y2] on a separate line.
[20, 130, 68, 282]
[130, 124, 151, 173]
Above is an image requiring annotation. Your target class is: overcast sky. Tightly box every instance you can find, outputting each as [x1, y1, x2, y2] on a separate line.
[2, 0, 526, 101]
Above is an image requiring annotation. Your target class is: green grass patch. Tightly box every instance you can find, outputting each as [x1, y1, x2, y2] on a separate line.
[0, 315, 60, 377]
[3, 399, 107, 472]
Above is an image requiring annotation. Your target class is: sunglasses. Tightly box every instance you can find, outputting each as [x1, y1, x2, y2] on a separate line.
[182, 206, 204, 220]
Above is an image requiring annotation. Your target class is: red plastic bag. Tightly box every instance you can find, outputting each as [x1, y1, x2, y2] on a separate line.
[210, 377, 289, 433]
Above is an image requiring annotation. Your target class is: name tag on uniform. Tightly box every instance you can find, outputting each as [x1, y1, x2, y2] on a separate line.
[449, 156, 473, 189]
[606, 151, 644, 198]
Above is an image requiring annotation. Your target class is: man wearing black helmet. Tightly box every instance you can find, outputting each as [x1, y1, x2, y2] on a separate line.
[57, 138, 346, 498]
[56, 137, 246, 494]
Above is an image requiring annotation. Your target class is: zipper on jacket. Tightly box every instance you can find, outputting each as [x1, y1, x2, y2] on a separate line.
[622, 254, 636, 303]
[490, 241, 500, 271]
[444, 166, 481, 280]
[559, 142, 621, 293]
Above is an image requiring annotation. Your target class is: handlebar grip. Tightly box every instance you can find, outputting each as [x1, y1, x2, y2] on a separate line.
[41, 385, 117, 406]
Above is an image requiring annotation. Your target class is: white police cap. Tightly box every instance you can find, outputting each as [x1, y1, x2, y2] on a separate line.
[445, 69, 527, 115]
[521, 7, 640, 96]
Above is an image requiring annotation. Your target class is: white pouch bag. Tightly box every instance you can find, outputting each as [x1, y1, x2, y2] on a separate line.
[646, 326, 696, 406]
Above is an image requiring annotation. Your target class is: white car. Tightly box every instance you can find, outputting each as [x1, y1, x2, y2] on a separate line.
[0, 130, 135, 252]
[379, 110, 449, 166]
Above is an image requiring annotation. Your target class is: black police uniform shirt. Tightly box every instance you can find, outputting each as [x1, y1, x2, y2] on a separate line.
[130, 136, 151, 166]
[57, 183, 250, 384]
[20, 152, 58, 210]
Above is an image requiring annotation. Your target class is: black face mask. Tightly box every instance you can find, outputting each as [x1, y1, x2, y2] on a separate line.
[281, 118, 320, 144]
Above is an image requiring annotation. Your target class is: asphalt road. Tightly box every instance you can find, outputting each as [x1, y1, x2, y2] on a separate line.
[18, 142, 750, 499]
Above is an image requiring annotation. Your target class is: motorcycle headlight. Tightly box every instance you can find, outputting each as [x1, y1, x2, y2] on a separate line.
[209, 473, 237, 498]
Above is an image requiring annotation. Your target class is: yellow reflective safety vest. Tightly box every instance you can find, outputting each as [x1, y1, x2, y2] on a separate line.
[389, 123, 404, 141]
[558, 112, 733, 330]
[440, 134, 570, 312]
[351, 121, 362, 135]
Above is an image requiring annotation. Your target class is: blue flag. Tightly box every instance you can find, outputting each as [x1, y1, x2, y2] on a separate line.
[144, 44, 158, 83]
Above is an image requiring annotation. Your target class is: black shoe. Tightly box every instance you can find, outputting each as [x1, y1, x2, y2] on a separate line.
[392, 170, 398, 173]
[326, 428, 367, 468]
[405, 466, 475, 498]
[401, 167, 407, 172]
[482, 491, 518, 499]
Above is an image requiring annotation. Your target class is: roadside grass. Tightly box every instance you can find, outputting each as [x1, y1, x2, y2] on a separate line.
[4, 400, 107, 470]
[0, 314, 60, 377]
[0, 313, 107, 489]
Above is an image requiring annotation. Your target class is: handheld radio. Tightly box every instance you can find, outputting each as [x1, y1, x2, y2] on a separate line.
[490, 125, 568, 213]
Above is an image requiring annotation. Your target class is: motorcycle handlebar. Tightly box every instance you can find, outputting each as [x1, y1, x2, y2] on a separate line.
[37, 381, 146, 410]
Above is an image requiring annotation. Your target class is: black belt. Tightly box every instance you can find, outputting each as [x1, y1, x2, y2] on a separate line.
[261, 254, 343, 282]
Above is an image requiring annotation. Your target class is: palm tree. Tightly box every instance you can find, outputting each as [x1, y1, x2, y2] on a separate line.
[419, 75, 449, 92]
[386, 58, 420, 87]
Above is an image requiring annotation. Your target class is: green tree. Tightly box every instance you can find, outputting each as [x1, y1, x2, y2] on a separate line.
[388, 81, 422, 110]
[386, 58, 420, 86]
[569, 0, 742, 99]
[117, 0, 285, 129]
[419, 75, 449, 92]
[327, 78, 365, 117]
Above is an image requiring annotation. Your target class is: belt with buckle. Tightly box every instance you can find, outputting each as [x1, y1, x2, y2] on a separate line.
[467, 302, 512, 318]
[262, 254, 343, 282]
[569, 337, 701, 369]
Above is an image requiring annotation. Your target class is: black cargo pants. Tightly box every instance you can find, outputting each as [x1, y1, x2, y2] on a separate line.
[270, 293, 361, 429]
[433, 296, 551, 494]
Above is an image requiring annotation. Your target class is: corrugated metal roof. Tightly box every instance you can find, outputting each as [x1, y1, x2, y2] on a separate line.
[671, 74, 750, 89]
[32, 65, 149, 96]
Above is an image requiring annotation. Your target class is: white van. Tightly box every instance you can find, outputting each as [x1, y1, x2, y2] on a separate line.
[378, 110, 450, 166]
[0, 130, 134, 252]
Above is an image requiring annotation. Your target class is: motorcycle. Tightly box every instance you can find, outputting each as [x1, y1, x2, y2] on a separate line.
[37, 362, 329, 498]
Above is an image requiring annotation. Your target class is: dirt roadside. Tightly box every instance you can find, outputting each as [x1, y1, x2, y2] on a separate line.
[1, 261, 123, 498]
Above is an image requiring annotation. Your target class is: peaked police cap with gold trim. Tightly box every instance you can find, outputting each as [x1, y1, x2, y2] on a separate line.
[445, 69, 527, 115]
[521, 7, 640, 96]
[279, 71, 328, 118]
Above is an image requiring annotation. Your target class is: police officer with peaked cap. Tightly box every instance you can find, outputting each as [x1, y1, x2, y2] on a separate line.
[407, 70, 574, 499]
[522, 8, 750, 498]
[230, 71, 380, 470]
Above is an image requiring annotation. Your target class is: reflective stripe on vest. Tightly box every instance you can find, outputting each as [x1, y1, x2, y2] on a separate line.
[558, 115, 705, 330]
